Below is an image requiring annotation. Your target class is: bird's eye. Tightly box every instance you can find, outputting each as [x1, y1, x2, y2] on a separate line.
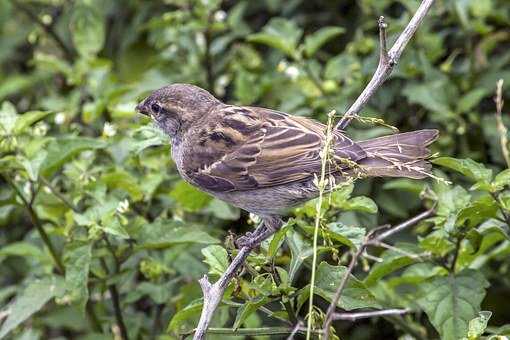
[151, 103, 162, 114]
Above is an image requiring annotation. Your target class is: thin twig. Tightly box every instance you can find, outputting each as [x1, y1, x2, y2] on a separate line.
[189, 326, 322, 336]
[333, 308, 410, 321]
[335, 0, 436, 130]
[494, 79, 509, 168]
[321, 207, 434, 339]
[193, 222, 275, 340]
[100, 258, 129, 340]
[10, 0, 75, 62]
[3, 174, 65, 274]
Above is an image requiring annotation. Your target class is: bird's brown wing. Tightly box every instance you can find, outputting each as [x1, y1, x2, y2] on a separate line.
[186, 106, 366, 192]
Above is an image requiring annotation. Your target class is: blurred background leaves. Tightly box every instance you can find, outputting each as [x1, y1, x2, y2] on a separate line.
[0, 0, 509, 339]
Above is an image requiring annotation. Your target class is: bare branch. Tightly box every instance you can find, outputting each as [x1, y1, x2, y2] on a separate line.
[333, 308, 410, 321]
[321, 207, 434, 339]
[335, 0, 436, 130]
[494, 79, 509, 168]
[193, 222, 275, 340]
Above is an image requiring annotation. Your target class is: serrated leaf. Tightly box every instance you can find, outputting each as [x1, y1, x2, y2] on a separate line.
[201, 245, 229, 276]
[433, 157, 492, 183]
[418, 269, 489, 340]
[403, 81, 452, 114]
[437, 185, 471, 217]
[41, 137, 106, 177]
[466, 311, 492, 339]
[0, 277, 62, 339]
[314, 262, 380, 310]
[64, 242, 92, 313]
[304, 26, 344, 57]
[137, 221, 219, 249]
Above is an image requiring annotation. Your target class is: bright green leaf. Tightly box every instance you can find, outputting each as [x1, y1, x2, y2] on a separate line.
[201, 245, 229, 276]
[418, 269, 489, 340]
[304, 26, 344, 57]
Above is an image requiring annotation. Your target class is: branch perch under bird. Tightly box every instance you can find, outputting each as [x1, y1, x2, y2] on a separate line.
[335, 0, 436, 131]
[137, 1, 437, 339]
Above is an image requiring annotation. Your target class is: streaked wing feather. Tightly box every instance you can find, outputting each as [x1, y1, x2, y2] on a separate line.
[191, 106, 366, 192]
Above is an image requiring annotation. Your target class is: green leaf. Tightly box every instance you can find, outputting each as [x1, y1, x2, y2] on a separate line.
[233, 297, 269, 330]
[326, 222, 365, 249]
[304, 26, 344, 57]
[314, 262, 380, 310]
[364, 243, 421, 286]
[137, 220, 219, 249]
[64, 242, 92, 313]
[102, 169, 144, 201]
[492, 169, 510, 190]
[403, 81, 452, 114]
[41, 137, 106, 177]
[457, 196, 498, 228]
[342, 196, 378, 214]
[167, 299, 203, 333]
[201, 245, 229, 276]
[433, 157, 492, 183]
[418, 269, 489, 340]
[0, 277, 61, 339]
[466, 311, 492, 339]
[457, 88, 489, 113]
[13, 111, 52, 134]
[437, 185, 471, 217]
[70, 2, 105, 57]
[0, 101, 17, 134]
[247, 18, 303, 58]
[170, 180, 212, 212]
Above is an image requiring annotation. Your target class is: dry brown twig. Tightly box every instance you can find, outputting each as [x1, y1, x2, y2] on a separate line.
[192, 1, 436, 338]
[494, 79, 509, 168]
[336, 0, 436, 130]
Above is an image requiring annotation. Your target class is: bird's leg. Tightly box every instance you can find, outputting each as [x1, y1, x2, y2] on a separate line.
[236, 216, 283, 248]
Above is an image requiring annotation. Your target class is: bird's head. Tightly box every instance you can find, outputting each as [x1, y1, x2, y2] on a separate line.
[136, 83, 220, 137]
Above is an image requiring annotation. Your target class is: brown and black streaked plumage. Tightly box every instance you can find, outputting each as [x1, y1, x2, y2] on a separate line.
[136, 84, 438, 235]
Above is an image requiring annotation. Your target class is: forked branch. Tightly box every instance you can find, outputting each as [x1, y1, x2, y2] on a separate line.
[335, 0, 436, 130]
[321, 207, 434, 339]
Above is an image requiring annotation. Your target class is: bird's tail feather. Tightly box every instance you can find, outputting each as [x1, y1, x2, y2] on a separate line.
[356, 129, 439, 179]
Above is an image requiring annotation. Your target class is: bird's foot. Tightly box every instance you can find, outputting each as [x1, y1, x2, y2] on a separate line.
[235, 217, 283, 249]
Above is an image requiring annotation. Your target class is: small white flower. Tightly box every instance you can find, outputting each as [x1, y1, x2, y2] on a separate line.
[277, 60, 288, 73]
[54, 112, 66, 125]
[195, 32, 206, 49]
[33, 122, 49, 136]
[116, 199, 129, 214]
[284, 65, 300, 80]
[41, 14, 52, 25]
[214, 10, 227, 22]
[23, 182, 31, 196]
[214, 74, 230, 97]
[43, 186, 52, 194]
[103, 122, 117, 137]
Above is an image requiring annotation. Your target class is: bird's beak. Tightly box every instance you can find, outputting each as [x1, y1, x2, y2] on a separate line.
[136, 101, 150, 116]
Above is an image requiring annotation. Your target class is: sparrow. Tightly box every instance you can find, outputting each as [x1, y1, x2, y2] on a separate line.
[136, 84, 438, 245]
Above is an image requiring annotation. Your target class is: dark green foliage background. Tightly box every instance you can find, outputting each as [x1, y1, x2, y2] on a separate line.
[0, 0, 509, 339]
